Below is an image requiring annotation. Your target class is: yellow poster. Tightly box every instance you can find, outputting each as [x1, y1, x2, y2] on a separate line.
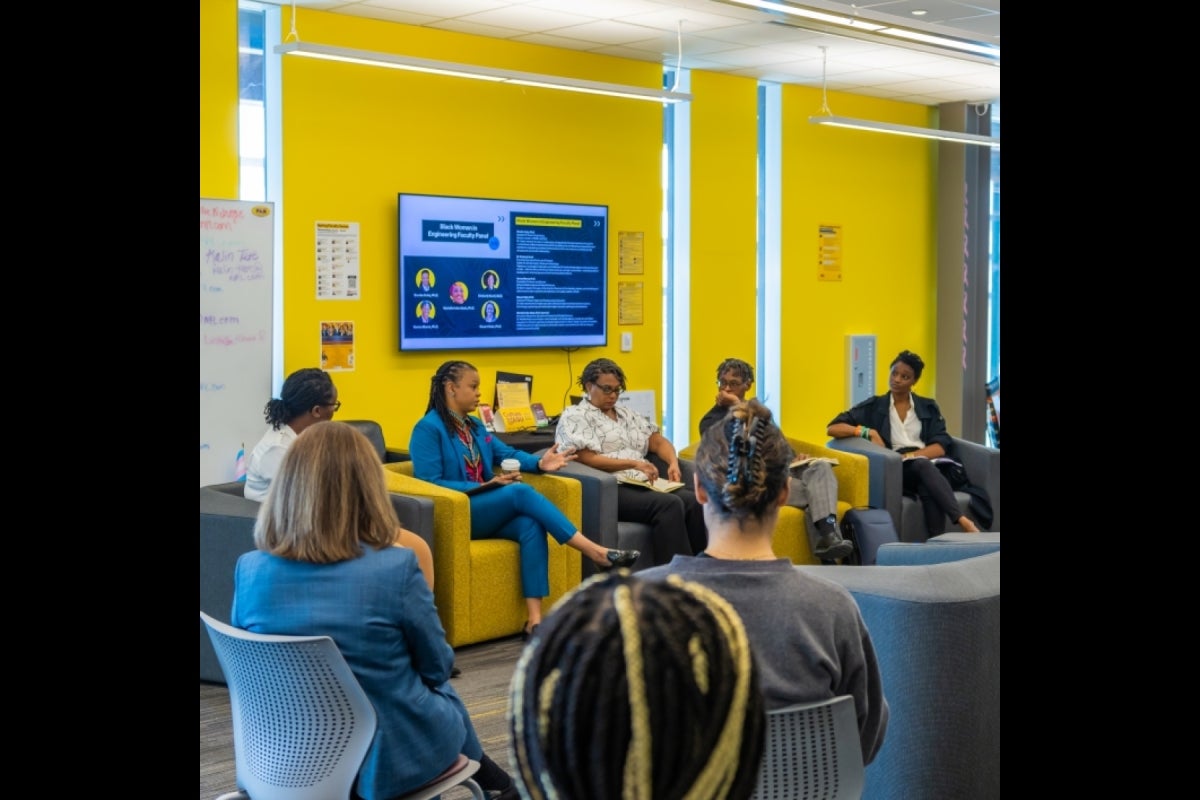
[618, 281, 644, 325]
[494, 381, 535, 431]
[819, 224, 842, 281]
[619, 231, 644, 274]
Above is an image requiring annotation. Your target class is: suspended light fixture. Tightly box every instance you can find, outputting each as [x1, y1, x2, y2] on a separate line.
[808, 47, 999, 149]
[274, 43, 692, 104]
[726, 1, 999, 60]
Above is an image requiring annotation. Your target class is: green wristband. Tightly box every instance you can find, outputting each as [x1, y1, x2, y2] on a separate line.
[861, 427, 871, 439]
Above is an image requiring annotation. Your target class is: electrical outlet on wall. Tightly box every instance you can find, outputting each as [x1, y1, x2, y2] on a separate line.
[620, 332, 632, 352]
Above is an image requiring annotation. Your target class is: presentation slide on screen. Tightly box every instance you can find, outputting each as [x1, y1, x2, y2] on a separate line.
[399, 194, 607, 351]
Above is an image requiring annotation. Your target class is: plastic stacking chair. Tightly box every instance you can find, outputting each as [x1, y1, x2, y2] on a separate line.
[751, 695, 865, 800]
[200, 612, 485, 800]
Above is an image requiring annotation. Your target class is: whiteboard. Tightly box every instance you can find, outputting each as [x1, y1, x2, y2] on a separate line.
[200, 199, 275, 486]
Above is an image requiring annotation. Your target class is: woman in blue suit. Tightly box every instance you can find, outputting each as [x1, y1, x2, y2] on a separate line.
[410, 360, 639, 638]
[232, 421, 518, 800]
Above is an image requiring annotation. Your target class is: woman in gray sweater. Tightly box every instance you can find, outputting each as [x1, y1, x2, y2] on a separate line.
[639, 398, 889, 764]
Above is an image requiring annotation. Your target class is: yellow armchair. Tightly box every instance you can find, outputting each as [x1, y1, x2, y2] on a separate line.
[382, 462, 583, 648]
[679, 437, 869, 565]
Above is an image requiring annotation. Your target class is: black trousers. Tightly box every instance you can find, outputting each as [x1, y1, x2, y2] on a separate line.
[616, 483, 706, 563]
[901, 457, 962, 538]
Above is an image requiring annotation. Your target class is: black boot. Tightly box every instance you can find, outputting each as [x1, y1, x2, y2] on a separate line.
[476, 753, 518, 799]
[813, 515, 854, 562]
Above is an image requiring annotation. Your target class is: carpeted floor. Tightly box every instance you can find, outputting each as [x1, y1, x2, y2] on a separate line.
[200, 634, 528, 800]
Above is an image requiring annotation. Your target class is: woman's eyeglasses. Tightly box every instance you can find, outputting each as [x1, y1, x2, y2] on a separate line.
[717, 379, 745, 390]
[320, 401, 342, 412]
[592, 383, 622, 396]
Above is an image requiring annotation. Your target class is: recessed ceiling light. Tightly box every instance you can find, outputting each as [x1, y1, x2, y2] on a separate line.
[912, 9, 928, 16]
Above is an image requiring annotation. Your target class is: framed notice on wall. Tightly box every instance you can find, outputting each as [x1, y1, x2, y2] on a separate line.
[618, 281, 644, 325]
[819, 224, 842, 281]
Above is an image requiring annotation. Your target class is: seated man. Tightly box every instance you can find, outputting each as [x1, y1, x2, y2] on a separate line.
[700, 358, 853, 561]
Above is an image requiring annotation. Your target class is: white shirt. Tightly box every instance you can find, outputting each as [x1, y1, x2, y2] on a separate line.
[243, 425, 298, 501]
[888, 393, 925, 451]
[555, 397, 658, 481]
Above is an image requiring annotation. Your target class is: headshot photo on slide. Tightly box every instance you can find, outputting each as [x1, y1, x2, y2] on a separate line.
[416, 269, 435, 290]
[449, 281, 468, 305]
[482, 270, 499, 290]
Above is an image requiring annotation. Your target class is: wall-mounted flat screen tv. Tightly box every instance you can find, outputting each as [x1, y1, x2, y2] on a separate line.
[399, 192, 609, 351]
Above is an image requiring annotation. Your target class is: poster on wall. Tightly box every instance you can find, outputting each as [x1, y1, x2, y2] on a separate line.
[321, 321, 355, 371]
[316, 221, 361, 299]
[818, 224, 842, 281]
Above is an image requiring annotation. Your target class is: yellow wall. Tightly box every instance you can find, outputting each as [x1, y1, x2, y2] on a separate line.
[278, 10, 664, 448]
[775, 87, 940, 441]
[201, 7, 946, 451]
[686, 71, 758, 448]
[199, 0, 238, 199]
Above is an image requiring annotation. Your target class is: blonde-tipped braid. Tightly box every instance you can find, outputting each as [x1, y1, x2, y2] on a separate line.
[508, 570, 765, 800]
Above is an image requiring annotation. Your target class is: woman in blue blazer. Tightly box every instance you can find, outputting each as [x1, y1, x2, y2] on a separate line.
[232, 421, 518, 800]
[410, 360, 639, 638]
[827, 349, 981, 538]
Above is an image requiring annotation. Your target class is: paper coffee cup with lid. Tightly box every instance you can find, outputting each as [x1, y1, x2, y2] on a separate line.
[501, 458, 521, 475]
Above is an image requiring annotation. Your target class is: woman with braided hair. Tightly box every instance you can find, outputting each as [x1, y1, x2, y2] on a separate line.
[509, 570, 766, 800]
[243, 367, 340, 501]
[409, 360, 639, 639]
[640, 399, 889, 765]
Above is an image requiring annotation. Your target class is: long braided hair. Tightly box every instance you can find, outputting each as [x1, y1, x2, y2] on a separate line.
[426, 360, 479, 435]
[263, 368, 335, 430]
[694, 399, 793, 524]
[510, 571, 765, 800]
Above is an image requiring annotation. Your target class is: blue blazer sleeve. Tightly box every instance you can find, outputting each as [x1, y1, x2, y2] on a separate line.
[409, 411, 488, 493]
[485, 434, 542, 472]
[393, 549, 456, 686]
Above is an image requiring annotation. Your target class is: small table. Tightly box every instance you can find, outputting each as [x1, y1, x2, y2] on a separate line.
[493, 424, 558, 454]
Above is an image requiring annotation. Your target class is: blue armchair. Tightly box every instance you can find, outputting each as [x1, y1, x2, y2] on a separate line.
[798, 550, 1000, 799]
[827, 435, 1000, 542]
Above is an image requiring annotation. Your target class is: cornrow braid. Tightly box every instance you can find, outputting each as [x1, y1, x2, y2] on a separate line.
[426, 360, 478, 435]
[510, 571, 765, 800]
[695, 399, 794, 522]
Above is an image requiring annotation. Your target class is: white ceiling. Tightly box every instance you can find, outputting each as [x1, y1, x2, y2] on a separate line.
[260, 0, 999, 106]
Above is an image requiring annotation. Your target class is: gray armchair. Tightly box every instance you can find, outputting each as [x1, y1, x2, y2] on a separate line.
[798, 550, 1000, 799]
[541, 450, 694, 576]
[343, 419, 410, 463]
[826, 435, 1000, 542]
[199, 479, 435, 683]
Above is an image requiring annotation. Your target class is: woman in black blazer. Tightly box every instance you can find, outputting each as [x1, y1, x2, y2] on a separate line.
[827, 350, 980, 538]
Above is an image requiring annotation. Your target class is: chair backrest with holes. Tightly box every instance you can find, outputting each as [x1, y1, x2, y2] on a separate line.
[200, 611, 377, 800]
[751, 695, 864, 800]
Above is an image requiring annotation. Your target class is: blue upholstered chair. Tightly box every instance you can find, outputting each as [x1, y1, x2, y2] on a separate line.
[797, 551, 1000, 799]
[875, 532, 1000, 565]
[827, 435, 1000, 542]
